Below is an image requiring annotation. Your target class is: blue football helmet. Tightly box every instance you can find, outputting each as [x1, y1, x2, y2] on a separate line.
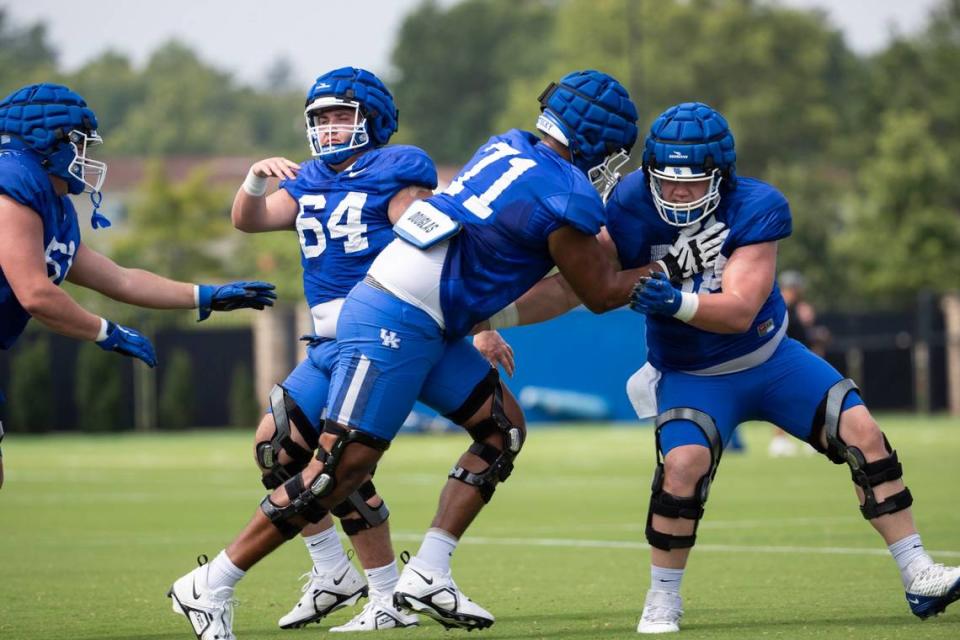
[0, 83, 110, 227]
[536, 69, 638, 200]
[641, 102, 736, 227]
[0, 83, 107, 197]
[304, 67, 398, 166]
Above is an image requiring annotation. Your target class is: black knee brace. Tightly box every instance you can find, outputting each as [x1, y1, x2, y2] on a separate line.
[257, 385, 319, 489]
[815, 379, 913, 520]
[260, 421, 390, 538]
[645, 408, 722, 551]
[261, 472, 333, 539]
[448, 377, 524, 503]
[331, 479, 390, 536]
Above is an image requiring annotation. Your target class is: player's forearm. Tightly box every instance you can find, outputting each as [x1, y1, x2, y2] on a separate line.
[231, 190, 271, 232]
[685, 292, 758, 334]
[108, 268, 196, 309]
[579, 265, 654, 314]
[21, 285, 103, 340]
[513, 273, 583, 325]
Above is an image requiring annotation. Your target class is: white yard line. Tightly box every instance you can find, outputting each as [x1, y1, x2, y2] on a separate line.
[390, 531, 960, 558]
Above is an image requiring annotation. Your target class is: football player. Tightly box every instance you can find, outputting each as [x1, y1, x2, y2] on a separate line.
[210, 67, 518, 633]
[490, 102, 960, 633]
[169, 69, 661, 638]
[0, 83, 276, 488]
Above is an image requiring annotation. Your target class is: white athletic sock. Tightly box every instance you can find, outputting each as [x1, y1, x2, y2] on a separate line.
[415, 528, 459, 573]
[206, 550, 246, 591]
[650, 565, 684, 594]
[365, 560, 399, 599]
[889, 533, 934, 588]
[303, 526, 349, 571]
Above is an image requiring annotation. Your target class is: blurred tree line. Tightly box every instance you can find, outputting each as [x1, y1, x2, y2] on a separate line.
[1, 0, 958, 312]
[391, 0, 960, 311]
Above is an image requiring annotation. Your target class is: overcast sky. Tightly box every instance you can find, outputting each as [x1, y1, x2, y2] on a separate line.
[5, 0, 942, 89]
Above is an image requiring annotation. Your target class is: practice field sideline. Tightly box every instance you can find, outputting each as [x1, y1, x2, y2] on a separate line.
[1, 417, 958, 639]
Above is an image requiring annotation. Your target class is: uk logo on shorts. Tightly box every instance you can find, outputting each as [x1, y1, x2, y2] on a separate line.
[380, 328, 400, 349]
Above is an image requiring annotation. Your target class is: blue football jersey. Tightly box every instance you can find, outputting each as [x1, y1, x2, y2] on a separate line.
[0, 150, 81, 350]
[606, 174, 792, 371]
[429, 130, 605, 339]
[280, 145, 437, 307]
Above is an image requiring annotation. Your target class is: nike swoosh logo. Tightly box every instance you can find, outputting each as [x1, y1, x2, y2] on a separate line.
[332, 568, 350, 586]
[658, 579, 678, 583]
[409, 568, 434, 585]
[907, 596, 920, 604]
[192, 577, 201, 600]
[348, 168, 367, 178]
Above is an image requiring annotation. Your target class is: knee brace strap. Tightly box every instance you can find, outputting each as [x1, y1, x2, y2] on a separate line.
[259, 472, 333, 538]
[645, 407, 721, 551]
[449, 384, 523, 503]
[816, 380, 913, 519]
[258, 385, 319, 489]
[815, 378, 859, 464]
[847, 442, 914, 519]
[445, 367, 499, 426]
[331, 479, 390, 536]
[309, 421, 391, 502]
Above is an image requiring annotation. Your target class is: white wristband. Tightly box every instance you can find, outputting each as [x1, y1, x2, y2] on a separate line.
[673, 292, 700, 323]
[488, 302, 519, 330]
[193, 284, 200, 309]
[242, 169, 268, 197]
[95, 317, 109, 342]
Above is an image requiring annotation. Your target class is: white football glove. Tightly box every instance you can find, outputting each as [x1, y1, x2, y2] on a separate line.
[657, 221, 730, 281]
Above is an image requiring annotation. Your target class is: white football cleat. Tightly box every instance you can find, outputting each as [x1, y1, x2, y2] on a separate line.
[393, 560, 494, 630]
[330, 592, 419, 632]
[637, 589, 683, 634]
[278, 561, 368, 629]
[906, 562, 960, 619]
[168, 556, 237, 640]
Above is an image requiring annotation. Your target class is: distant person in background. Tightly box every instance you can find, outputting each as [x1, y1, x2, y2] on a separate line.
[768, 270, 830, 456]
[0, 83, 275, 490]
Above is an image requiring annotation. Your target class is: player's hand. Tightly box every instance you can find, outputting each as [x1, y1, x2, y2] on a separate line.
[96, 321, 158, 367]
[197, 281, 277, 321]
[250, 157, 300, 181]
[473, 330, 516, 377]
[657, 221, 729, 281]
[630, 271, 682, 317]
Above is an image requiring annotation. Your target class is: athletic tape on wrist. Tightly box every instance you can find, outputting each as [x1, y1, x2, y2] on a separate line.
[673, 292, 699, 323]
[95, 317, 109, 342]
[488, 302, 519, 329]
[242, 169, 268, 197]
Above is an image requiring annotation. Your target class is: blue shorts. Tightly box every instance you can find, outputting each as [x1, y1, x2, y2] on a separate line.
[326, 282, 493, 441]
[656, 338, 863, 455]
[281, 338, 340, 432]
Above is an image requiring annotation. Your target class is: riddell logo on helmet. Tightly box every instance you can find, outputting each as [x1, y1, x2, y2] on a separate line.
[316, 83, 331, 89]
[669, 150, 688, 160]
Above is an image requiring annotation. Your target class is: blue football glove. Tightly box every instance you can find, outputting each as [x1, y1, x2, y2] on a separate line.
[197, 281, 277, 322]
[96, 321, 158, 367]
[629, 271, 682, 317]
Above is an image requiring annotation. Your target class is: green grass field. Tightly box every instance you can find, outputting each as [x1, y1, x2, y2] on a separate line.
[1, 417, 959, 640]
